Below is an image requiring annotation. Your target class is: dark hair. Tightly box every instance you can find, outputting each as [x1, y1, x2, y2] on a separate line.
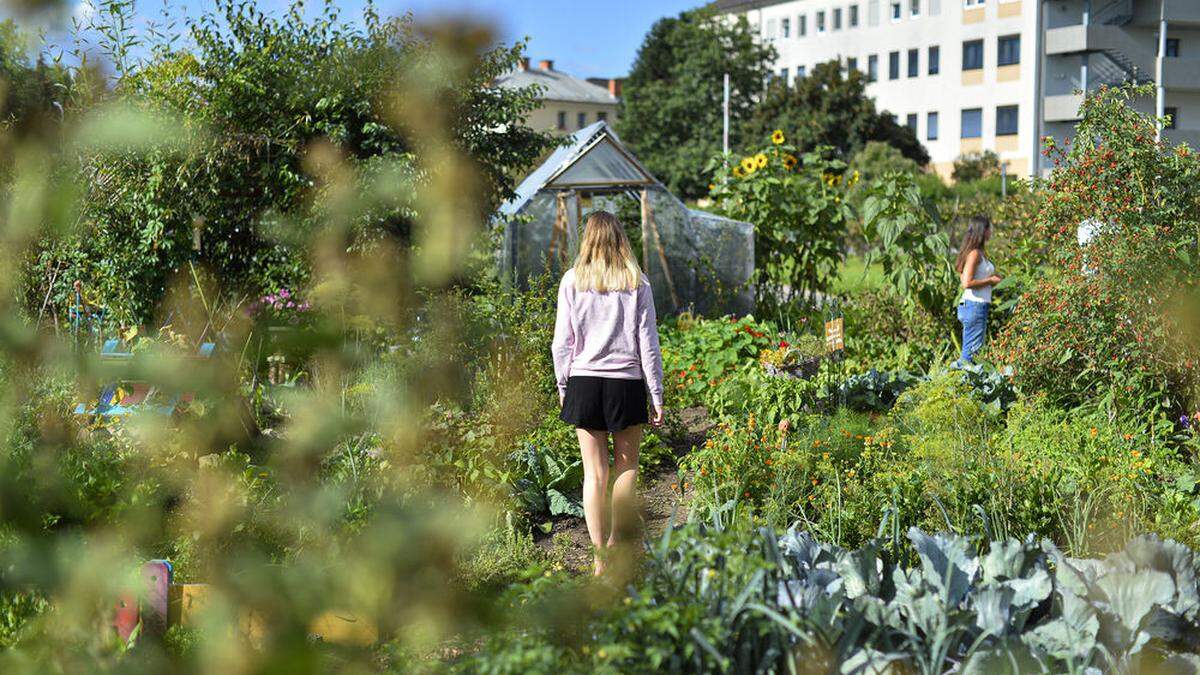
[955, 216, 992, 273]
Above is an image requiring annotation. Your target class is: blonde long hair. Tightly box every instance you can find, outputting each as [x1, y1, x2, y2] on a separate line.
[573, 211, 643, 293]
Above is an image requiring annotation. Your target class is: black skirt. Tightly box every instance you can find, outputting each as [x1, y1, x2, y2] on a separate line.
[559, 376, 649, 432]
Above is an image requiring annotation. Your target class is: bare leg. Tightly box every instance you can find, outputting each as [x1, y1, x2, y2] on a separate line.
[609, 425, 642, 548]
[576, 428, 610, 575]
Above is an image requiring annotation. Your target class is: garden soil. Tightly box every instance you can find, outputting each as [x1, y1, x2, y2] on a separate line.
[535, 407, 711, 574]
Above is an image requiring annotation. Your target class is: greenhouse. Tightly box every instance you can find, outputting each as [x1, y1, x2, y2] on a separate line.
[497, 121, 754, 316]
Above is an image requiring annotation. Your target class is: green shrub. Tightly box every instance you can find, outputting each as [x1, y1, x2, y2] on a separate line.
[841, 286, 946, 370]
[995, 84, 1200, 412]
[660, 313, 776, 409]
[686, 371, 1200, 553]
[456, 520, 549, 594]
[26, 0, 555, 326]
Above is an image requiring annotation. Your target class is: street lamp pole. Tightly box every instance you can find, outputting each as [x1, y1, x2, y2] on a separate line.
[1156, 0, 1167, 142]
[723, 72, 730, 157]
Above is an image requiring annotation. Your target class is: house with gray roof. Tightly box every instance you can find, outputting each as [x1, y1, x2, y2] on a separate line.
[494, 58, 622, 135]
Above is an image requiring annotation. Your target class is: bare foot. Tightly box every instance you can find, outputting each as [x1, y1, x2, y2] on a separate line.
[593, 555, 606, 576]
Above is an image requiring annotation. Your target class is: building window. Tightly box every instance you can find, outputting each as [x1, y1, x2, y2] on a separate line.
[833, 7, 843, 30]
[908, 48, 919, 77]
[996, 104, 1018, 135]
[868, 0, 880, 25]
[889, 51, 900, 79]
[929, 45, 940, 74]
[850, 4, 860, 27]
[927, 111, 939, 140]
[597, 111, 608, 122]
[848, 56, 859, 72]
[906, 113, 918, 129]
[961, 108, 983, 138]
[1165, 106, 1178, 129]
[868, 54, 879, 82]
[781, 17, 791, 38]
[817, 10, 826, 32]
[779, 67, 790, 83]
[963, 39, 984, 71]
[911, 0, 920, 16]
[577, 112, 587, 129]
[1166, 38, 1180, 58]
[965, 0, 985, 6]
[891, 2, 902, 20]
[799, 14, 807, 36]
[798, 65, 807, 78]
[998, 35, 1020, 66]
[766, 18, 777, 40]
[557, 111, 566, 130]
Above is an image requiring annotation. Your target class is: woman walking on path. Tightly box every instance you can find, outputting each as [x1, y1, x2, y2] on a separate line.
[552, 211, 665, 577]
[955, 216, 1002, 366]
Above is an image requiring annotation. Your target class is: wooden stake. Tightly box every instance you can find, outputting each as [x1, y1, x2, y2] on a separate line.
[575, 190, 583, 255]
[552, 191, 568, 267]
[642, 190, 680, 311]
[640, 189, 651, 273]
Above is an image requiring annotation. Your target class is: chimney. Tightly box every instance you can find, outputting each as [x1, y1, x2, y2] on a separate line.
[538, 59, 554, 71]
[518, 57, 529, 71]
[587, 77, 624, 99]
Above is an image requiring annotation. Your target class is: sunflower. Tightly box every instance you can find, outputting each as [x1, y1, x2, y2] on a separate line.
[782, 153, 798, 170]
[732, 165, 745, 178]
[754, 153, 768, 169]
[740, 156, 756, 174]
[771, 129, 785, 145]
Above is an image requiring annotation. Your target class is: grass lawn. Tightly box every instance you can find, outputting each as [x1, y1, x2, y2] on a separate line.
[833, 254, 884, 295]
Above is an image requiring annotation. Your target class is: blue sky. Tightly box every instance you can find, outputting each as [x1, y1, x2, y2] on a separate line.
[42, 0, 701, 78]
[382, 0, 701, 77]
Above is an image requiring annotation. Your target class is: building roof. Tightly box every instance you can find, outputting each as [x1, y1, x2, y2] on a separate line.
[499, 121, 656, 217]
[495, 66, 619, 105]
[712, 0, 788, 11]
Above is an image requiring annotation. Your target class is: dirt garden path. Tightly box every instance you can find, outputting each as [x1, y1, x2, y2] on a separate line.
[535, 407, 712, 574]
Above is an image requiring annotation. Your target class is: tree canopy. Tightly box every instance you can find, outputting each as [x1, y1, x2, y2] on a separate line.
[741, 61, 929, 167]
[24, 0, 555, 325]
[620, 19, 932, 199]
[617, 8, 773, 199]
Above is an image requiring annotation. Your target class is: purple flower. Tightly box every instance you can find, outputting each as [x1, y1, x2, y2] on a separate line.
[280, 289, 291, 299]
[1182, 414, 1192, 428]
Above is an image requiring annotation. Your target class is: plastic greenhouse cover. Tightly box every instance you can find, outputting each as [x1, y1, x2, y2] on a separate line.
[546, 137, 653, 188]
[497, 122, 754, 316]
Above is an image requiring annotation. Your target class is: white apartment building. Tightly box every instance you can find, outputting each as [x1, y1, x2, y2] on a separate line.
[715, 0, 1200, 180]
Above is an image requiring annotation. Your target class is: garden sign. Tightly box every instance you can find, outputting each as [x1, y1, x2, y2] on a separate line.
[825, 317, 845, 354]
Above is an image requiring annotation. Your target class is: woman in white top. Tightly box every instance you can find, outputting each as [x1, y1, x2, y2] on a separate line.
[954, 216, 1002, 365]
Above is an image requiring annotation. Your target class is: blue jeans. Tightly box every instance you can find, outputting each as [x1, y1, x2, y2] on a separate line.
[957, 301, 989, 365]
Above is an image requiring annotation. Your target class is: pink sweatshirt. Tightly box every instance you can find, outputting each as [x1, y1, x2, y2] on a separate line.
[552, 269, 665, 408]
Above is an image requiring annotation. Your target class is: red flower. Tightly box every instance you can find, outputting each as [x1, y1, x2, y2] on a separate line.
[779, 341, 790, 349]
